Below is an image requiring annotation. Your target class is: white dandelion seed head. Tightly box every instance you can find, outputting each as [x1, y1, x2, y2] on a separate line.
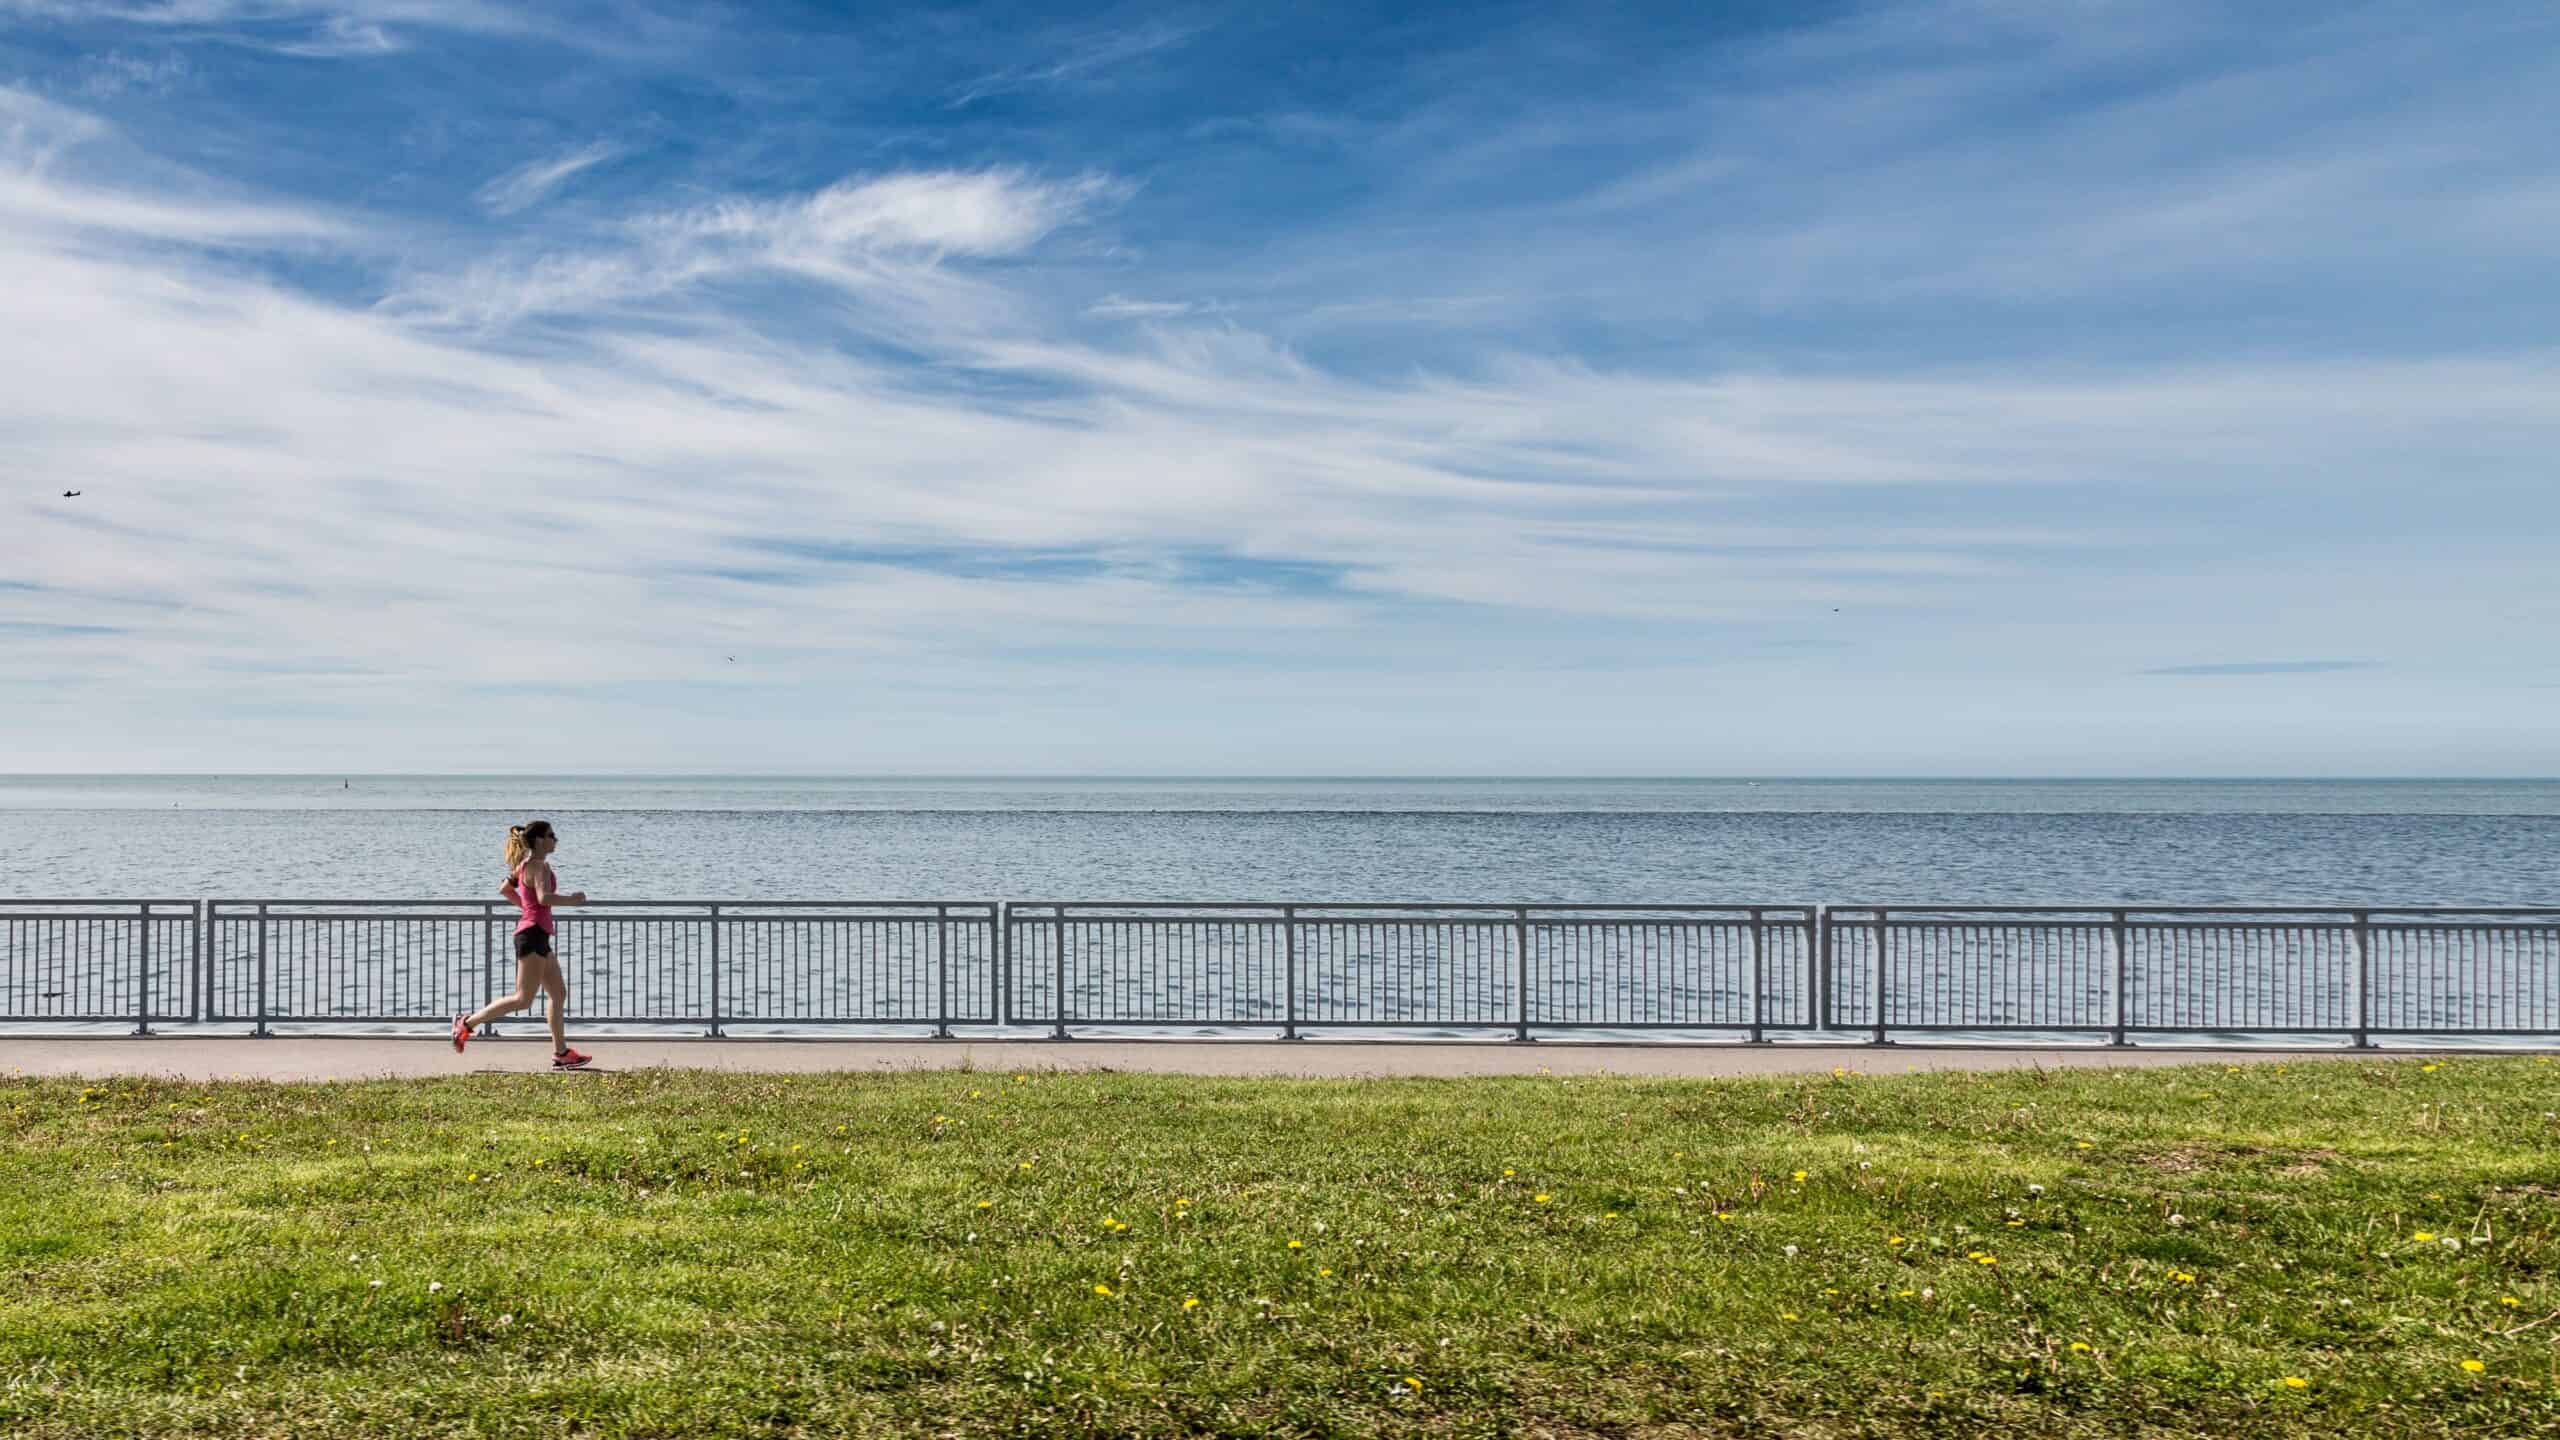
[427, 1281, 443, 1293]
[1783, 1245, 1799, 1257]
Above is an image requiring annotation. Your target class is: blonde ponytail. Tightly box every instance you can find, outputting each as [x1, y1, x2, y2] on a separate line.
[504, 818, 556, 871]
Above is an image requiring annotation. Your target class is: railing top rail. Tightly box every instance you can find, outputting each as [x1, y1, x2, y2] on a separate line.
[1005, 900, 1821, 912]
[1827, 903, 2560, 916]
[0, 898, 201, 907]
[204, 898, 999, 909]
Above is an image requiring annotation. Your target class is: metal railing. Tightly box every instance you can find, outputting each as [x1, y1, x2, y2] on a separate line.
[0, 899, 199, 1033]
[2, 899, 2553, 1043]
[1003, 903, 1814, 1040]
[199, 900, 998, 1035]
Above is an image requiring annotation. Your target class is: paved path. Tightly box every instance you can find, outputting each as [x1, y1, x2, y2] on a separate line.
[4, 1036, 2497, 1082]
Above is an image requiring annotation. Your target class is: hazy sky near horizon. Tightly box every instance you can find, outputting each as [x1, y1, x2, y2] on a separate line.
[3, 0, 2556, 776]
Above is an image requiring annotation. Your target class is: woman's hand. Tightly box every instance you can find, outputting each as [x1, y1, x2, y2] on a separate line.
[564, 891, 589, 904]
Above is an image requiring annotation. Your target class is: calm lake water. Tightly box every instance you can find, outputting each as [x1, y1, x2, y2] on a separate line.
[3, 775, 2555, 904]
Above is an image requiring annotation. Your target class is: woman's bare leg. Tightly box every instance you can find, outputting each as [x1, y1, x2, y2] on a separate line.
[464, 956, 544, 1030]
[540, 956, 569, 1052]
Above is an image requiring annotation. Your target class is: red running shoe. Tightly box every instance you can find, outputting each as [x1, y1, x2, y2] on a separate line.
[451, 1014, 472, 1053]
[552, 1047, 593, 1070]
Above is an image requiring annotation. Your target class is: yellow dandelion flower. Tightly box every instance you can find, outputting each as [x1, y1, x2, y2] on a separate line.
[1318, 1268, 1333, 1277]
[1093, 1284, 1113, 1297]
[1403, 1376, 1422, 1391]
[1288, 1240, 1304, 1250]
[466, 1172, 477, 1183]
[2500, 1296, 2520, 1307]
[1019, 1162, 1033, 1171]
[2171, 1271, 2195, 1284]
[1887, 1235, 1906, 1246]
[1977, 1255, 1998, 1266]
[978, 1201, 993, 1209]
[1183, 1297, 1200, 1309]
[2413, 1231, 2436, 1243]
[1792, 1170, 1808, 1183]
[2421, 1063, 2440, 1073]
[1897, 1289, 1916, 1298]
[1780, 1311, 1799, 1321]
[1502, 1168, 1515, 1177]
[1534, 1193, 1552, 1204]
[2460, 1359, 2485, 1374]
[2283, 1376, 2308, 1389]
[1604, 1211, 1619, 1219]
[2074, 1141, 2092, 1150]
[1715, 1211, 1734, 1222]
[2069, 1343, 2090, 1354]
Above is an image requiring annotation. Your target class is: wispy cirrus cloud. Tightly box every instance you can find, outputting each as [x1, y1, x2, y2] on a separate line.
[948, 15, 1210, 108]
[475, 139, 619, 215]
[399, 168, 1120, 326]
[2142, 661, 2381, 677]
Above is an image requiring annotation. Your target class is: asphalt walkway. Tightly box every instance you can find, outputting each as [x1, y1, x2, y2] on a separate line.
[4, 1036, 2494, 1082]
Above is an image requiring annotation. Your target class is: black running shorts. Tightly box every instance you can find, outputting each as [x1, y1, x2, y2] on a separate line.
[515, 926, 554, 958]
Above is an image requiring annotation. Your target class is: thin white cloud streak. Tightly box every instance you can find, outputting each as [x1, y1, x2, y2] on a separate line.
[949, 16, 1210, 108]
[396, 169, 1121, 327]
[475, 140, 619, 215]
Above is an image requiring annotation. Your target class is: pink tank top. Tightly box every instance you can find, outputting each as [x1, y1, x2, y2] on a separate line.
[513, 863, 554, 934]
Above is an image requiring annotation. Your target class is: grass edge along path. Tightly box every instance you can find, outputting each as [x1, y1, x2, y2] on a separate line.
[4, 1057, 2557, 1438]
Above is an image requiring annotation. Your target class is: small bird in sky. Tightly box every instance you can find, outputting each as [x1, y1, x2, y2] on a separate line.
[61, 490, 81, 497]
[727, 656, 737, 662]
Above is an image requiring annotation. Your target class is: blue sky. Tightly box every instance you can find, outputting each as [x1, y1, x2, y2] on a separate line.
[2, 0, 2556, 774]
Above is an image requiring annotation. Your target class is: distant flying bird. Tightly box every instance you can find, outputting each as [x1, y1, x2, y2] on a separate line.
[727, 656, 737, 662]
[61, 490, 80, 497]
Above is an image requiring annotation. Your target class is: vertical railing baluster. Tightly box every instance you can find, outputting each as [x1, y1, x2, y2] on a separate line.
[194, 898, 207, 1025]
[1871, 908, 1890, 1045]
[708, 904, 724, 1038]
[2110, 909, 2130, 1047]
[134, 901, 152, 1036]
[253, 903, 270, 1037]
[1282, 905, 1300, 1040]
[934, 904, 952, 1039]
[1052, 906, 1070, 1041]
[1747, 908, 1766, 1043]
[2351, 909, 2372, 1048]
[1511, 907, 1533, 1042]
[1813, 907, 1831, 1031]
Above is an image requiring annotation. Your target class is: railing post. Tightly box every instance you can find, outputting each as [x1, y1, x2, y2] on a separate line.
[253, 903, 270, 1038]
[1813, 907, 1831, 1031]
[134, 901, 152, 1036]
[1512, 906, 1534, 1042]
[1281, 906, 1301, 1040]
[934, 905, 952, 1039]
[1052, 907, 1071, 1041]
[479, 903, 498, 1038]
[998, 904, 1012, 1027]
[1870, 908, 1890, 1045]
[2110, 909, 2131, 1046]
[1746, 908, 1766, 1044]
[2351, 909, 2372, 1048]
[707, 904, 724, 1038]
[194, 898, 207, 1025]
[2109, 907, 2129, 1040]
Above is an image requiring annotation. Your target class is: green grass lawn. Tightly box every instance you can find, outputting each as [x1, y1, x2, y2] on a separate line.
[3, 1055, 2556, 1438]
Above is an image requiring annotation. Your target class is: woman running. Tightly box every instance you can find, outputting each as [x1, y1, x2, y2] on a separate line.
[453, 819, 592, 1068]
